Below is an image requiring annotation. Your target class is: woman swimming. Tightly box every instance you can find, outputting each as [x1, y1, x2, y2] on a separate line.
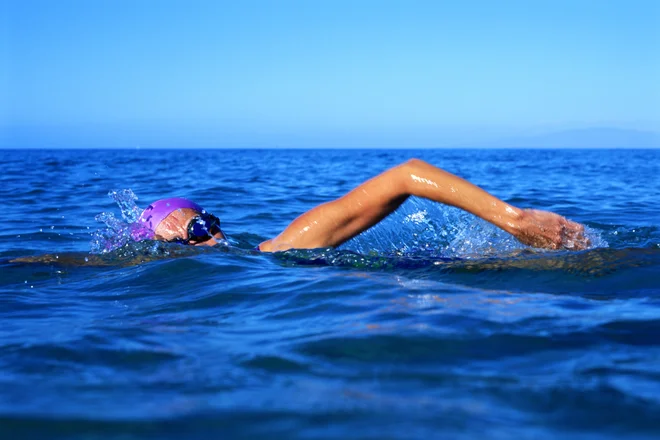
[139, 159, 589, 252]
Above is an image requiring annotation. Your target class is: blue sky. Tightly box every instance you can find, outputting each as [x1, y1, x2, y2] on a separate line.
[2, 0, 659, 147]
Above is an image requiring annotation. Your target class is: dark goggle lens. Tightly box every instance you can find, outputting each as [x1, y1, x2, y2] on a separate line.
[187, 214, 220, 242]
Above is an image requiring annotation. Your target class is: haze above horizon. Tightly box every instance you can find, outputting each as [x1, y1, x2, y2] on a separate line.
[2, 0, 659, 148]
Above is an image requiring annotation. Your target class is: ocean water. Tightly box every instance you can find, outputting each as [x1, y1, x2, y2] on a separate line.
[1, 148, 659, 439]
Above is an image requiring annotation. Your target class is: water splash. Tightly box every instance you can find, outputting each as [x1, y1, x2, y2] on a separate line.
[583, 225, 608, 249]
[108, 189, 142, 223]
[340, 197, 608, 259]
[90, 189, 149, 254]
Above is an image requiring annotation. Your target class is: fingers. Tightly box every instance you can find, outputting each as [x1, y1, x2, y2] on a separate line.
[518, 210, 590, 251]
[564, 219, 584, 232]
[559, 219, 590, 250]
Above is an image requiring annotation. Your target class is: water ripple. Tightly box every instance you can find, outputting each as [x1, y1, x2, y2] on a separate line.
[1, 149, 660, 439]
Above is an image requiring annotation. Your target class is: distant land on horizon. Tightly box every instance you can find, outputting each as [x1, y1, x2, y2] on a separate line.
[470, 127, 660, 149]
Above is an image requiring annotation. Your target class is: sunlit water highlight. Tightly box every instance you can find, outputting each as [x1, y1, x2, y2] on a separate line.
[1, 148, 659, 439]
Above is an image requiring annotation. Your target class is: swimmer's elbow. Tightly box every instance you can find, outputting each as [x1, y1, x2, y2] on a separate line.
[400, 158, 427, 170]
[405, 158, 426, 167]
[397, 158, 430, 192]
[400, 158, 433, 176]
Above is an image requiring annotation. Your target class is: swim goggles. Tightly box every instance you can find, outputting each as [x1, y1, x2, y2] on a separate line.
[174, 213, 223, 244]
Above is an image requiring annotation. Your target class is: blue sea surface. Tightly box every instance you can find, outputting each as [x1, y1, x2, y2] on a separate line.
[1, 148, 659, 439]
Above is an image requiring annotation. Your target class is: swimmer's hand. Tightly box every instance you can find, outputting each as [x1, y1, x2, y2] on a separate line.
[514, 209, 590, 251]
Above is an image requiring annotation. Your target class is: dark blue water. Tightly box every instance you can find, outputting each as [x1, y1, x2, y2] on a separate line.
[1, 148, 659, 439]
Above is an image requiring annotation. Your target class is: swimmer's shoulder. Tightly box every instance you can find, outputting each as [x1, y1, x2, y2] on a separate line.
[256, 239, 298, 252]
[256, 239, 273, 252]
[257, 238, 309, 253]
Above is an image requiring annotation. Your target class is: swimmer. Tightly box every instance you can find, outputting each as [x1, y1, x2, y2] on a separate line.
[140, 159, 589, 252]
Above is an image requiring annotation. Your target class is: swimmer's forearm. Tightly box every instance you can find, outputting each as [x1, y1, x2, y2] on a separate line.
[399, 159, 522, 235]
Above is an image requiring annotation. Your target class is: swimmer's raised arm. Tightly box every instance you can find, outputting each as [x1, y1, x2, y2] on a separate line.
[258, 159, 588, 252]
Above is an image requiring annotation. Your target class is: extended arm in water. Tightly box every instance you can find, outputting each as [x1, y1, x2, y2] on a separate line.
[258, 159, 589, 252]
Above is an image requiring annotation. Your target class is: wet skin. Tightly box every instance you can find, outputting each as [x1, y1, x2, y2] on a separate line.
[160, 159, 589, 252]
[154, 208, 226, 247]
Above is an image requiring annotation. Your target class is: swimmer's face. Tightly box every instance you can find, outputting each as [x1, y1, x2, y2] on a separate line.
[154, 208, 226, 246]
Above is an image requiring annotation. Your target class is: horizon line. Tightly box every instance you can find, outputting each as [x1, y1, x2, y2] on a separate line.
[2, 146, 659, 150]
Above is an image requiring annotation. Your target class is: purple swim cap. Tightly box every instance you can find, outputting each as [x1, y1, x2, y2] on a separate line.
[132, 197, 204, 240]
